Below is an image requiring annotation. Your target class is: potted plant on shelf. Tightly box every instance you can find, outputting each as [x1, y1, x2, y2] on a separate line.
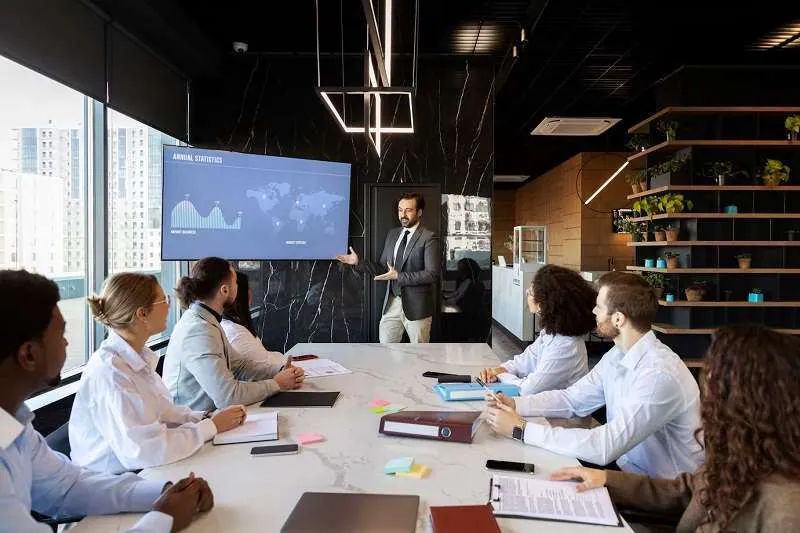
[625, 134, 650, 152]
[664, 251, 680, 269]
[626, 171, 647, 194]
[748, 288, 765, 303]
[620, 217, 642, 242]
[735, 252, 752, 269]
[643, 272, 666, 299]
[760, 159, 791, 186]
[656, 119, 679, 141]
[785, 115, 800, 141]
[685, 281, 708, 302]
[653, 225, 666, 241]
[632, 196, 659, 220]
[656, 193, 693, 214]
[787, 229, 798, 241]
[703, 161, 749, 186]
[665, 224, 679, 241]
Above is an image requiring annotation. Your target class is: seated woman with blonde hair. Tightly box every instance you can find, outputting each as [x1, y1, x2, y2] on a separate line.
[550, 324, 800, 532]
[69, 272, 247, 474]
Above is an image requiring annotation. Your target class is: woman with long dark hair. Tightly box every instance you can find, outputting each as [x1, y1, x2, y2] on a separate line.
[550, 324, 800, 532]
[221, 271, 285, 365]
[480, 264, 596, 394]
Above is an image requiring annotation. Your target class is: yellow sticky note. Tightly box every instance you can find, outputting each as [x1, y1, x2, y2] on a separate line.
[394, 464, 430, 478]
[370, 405, 387, 413]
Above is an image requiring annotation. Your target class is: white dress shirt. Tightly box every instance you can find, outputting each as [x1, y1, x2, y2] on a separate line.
[497, 330, 589, 394]
[1, 404, 171, 533]
[70, 331, 217, 474]
[516, 331, 704, 479]
[392, 222, 419, 263]
[220, 319, 286, 366]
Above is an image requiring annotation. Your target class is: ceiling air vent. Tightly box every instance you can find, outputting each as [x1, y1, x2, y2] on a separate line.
[531, 117, 621, 136]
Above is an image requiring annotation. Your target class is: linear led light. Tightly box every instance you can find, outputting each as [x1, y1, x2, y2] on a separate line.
[318, 89, 414, 133]
[584, 161, 629, 206]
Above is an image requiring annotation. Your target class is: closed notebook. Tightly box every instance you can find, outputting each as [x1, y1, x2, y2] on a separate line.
[433, 382, 520, 401]
[261, 391, 340, 408]
[212, 411, 278, 445]
[430, 504, 501, 533]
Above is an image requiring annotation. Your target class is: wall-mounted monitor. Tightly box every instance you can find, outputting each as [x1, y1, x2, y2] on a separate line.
[162, 146, 351, 260]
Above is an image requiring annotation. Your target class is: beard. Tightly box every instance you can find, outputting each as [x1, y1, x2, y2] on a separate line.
[595, 317, 620, 339]
[400, 216, 417, 228]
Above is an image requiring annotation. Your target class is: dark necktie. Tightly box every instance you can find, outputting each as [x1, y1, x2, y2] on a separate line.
[392, 230, 409, 296]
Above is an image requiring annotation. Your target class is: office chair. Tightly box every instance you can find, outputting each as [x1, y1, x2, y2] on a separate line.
[33, 422, 83, 530]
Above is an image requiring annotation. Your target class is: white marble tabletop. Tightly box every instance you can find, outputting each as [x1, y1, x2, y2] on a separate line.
[70, 343, 630, 532]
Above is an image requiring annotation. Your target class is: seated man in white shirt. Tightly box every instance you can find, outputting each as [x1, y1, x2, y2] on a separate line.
[480, 265, 596, 394]
[221, 271, 287, 366]
[486, 271, 704, 479]
[0, 269, 213, 533]
[70, 272, 248, 474]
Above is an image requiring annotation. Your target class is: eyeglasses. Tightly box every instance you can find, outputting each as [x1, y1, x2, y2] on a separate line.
[152, 295, 171, 306]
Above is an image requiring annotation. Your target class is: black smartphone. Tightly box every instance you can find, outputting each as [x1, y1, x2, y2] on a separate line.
[438, 375, 471, 383]
[423, 371, 456, 378]
[486, 460, 535, 473]
[250, 444, 300, 457]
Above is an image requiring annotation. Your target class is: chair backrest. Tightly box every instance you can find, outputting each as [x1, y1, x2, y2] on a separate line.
[45, 421, 71, 457]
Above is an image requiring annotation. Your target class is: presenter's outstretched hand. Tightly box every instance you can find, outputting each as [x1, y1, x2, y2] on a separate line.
[335, 246, 359, 265]
[550, 467, 607, 493]
[374, 263, 399, 281]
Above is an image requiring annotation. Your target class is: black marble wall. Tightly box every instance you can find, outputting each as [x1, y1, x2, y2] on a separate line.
[191, 56, 494, 349]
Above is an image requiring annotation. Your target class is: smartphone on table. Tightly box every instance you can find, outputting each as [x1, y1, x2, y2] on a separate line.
[250, 444, 300, 457]
[486, 459, 535, 473]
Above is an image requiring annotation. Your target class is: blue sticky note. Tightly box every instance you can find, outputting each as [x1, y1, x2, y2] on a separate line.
[384, 457, 414, 475]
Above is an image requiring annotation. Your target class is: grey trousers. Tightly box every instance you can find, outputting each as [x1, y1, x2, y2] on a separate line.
[379, 295, 432, 343]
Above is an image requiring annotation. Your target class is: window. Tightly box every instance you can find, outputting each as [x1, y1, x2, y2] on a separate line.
[0, 54, 89, 374]
[107, 109, 179, 340]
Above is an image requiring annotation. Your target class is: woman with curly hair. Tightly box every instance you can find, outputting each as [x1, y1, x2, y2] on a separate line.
[480, 264, 596, 394]
[550, 324, 800, 532]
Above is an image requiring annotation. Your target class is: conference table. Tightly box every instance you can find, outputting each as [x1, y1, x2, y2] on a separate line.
[71, 343, 631, 532]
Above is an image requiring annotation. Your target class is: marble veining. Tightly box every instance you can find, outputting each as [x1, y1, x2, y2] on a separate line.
[70, 343, 629, 533]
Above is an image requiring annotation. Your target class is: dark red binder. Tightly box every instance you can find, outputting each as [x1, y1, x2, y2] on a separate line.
[378, 411, 482, 443]
[430, 504, 501, 533]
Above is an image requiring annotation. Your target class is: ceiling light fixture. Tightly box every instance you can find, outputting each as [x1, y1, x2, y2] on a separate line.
[752, 20, 800, 50]
[315, 0, 418, 155]
[584, 161, 629, 206]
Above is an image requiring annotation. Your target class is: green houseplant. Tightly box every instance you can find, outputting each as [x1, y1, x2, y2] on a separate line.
[760, 159, 790, 186]
[625, 134, 650, 152]
[735, 252, 752, 269]
[703, 161, 749, 186]
[632, 196, 659, 219]
[785, 115, 800, 141]
[664, 251, 680, 269]
[619, 217, 643, 241]
[656, 120, 679, 141]
[643, 272, 666, 299]
[625, 171, 645, 194]
[656, 193, 693, 214]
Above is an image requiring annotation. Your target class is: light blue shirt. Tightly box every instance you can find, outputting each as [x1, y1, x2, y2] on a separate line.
[516, 331, 705, 479]
[0, 404, 172, 533]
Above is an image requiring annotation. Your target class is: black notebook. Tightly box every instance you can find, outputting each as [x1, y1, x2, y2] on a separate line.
[261, 391, 340, 408]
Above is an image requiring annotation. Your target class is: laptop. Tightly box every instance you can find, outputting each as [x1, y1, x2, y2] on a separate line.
[281, 492, 419, 533]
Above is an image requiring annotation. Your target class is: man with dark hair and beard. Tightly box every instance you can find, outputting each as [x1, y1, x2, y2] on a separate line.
[336, 192, 440, 343]
[486, 271, 704, 480]
[0, 270, 214, 533]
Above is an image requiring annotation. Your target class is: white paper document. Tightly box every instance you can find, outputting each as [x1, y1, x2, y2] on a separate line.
[490, 474, 620, 527]
[213, 411, 278, 445]
[293, 358, 352, 378]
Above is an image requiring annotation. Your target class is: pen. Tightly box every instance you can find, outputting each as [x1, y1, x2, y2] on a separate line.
[474, 376, 498, 401]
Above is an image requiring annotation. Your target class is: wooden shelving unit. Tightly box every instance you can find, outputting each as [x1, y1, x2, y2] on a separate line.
[628, 240, 800, 247]
[658, 300, 800, 307]
[628, 185, 800, 200]
[629, 267, 800, 274]
[628, 106, 800, 134]
[627, 213, 800, 223]
[624, 106, 800, 357]
[652, 324, 800, 335]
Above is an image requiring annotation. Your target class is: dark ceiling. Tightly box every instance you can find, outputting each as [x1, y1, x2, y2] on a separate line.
[99, 0, 800, 180]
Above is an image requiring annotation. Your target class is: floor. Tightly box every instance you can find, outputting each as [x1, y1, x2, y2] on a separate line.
[489, 322, 527, 361]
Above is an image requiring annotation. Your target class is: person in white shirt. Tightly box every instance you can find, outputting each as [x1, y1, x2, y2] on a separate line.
[70, 272, 247, 475]
[221, 271, 286, 366]
[480, 265, 595, 394]
[486, 271, 704, 479]
[0, 269, 213, 533]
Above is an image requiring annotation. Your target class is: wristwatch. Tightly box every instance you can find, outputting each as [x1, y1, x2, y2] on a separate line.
[512, 419, 527, 442]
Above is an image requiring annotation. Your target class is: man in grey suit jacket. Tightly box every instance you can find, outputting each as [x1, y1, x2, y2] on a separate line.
[336, 192, 440, 343]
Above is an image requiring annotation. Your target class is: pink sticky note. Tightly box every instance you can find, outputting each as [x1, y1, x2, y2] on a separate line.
[370, 399, 391, 407]
[297, 432, 326, 445]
